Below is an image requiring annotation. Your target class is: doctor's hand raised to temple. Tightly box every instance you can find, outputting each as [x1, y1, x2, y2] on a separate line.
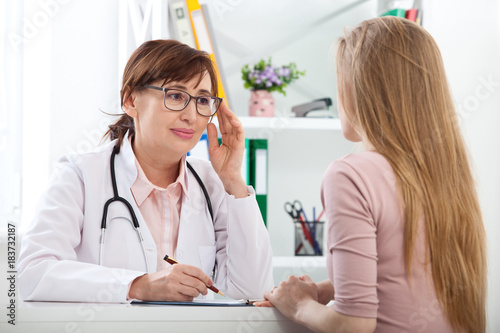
[128, 264, 213, 301]
[207, 102, 248, 198]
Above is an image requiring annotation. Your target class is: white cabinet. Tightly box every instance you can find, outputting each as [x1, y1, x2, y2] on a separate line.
[220, 116, 355, 256]
[273, 256, 329, 285]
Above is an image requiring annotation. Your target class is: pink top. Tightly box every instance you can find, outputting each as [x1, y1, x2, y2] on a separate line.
[321, 152, 454, 333]
[130, 156, 187, 271]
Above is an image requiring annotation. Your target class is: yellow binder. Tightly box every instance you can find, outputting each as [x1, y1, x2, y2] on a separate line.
[185, 0, 227, 104]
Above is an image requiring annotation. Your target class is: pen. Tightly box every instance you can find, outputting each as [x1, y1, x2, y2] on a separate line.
[163, 254, 225, 297]
[316, 209, 325, 222]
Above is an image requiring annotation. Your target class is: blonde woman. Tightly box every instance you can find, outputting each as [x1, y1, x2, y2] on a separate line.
[256, 17, 486, 333]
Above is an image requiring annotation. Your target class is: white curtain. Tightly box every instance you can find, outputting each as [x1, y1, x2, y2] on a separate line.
[0, 1, 23, 227]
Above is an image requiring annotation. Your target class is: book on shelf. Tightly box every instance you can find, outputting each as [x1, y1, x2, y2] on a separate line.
[185, 0, 228, 105]
[169, 0, 197, 48]
[381, 8, 406, 17]
[380, 7, 422, 26]
[405, 8, 418, 22]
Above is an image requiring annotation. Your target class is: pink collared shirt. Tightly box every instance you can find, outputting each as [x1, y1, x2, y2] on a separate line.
[130, 155, 188, 272]
[321, 152, 453, 332]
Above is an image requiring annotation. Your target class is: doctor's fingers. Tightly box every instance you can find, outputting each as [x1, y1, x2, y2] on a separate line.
[218, 102, 242, 136]
[298, 274, 315, 284]
[178, 273, 210, 296]
[206, 122, 220, 153]
[178, 280, 208, 298]
[178, 264, 213, 288]
[216, 102, 229, 135]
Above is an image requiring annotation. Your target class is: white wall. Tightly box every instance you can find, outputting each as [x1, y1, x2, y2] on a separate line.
[205, 0, 375, 116]
[423, 1, 500, 331]
[48, 0, 120, 165]
[21, 0, 120, 229]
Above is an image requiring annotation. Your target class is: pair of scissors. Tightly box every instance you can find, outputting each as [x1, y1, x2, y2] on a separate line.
[284, 200, 304, 221]
[285, 200, 315, 253]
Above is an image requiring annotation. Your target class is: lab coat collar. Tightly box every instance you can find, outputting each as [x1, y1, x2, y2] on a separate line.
[116, 132, 139, 187]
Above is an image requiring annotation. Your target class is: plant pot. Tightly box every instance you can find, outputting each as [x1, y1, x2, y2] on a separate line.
[249, 90, 275, 117]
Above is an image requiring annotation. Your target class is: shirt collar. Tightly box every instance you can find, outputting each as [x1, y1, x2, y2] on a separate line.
[130, 152, 189, 206]
[178, 155, 189, 198]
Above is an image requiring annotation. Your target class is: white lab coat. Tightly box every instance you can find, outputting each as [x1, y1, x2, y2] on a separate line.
[17, 136, 274, 303]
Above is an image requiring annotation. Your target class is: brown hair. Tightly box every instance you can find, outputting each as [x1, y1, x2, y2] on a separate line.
[103, 39, 219, 151]
[336, 17, 486, 332]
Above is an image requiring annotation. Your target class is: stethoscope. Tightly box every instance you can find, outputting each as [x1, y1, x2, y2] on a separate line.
[99, 145, 214, 272]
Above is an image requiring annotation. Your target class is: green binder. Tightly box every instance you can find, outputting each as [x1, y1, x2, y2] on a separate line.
[218, 137, 266, 225]
[249, 139, 268, 226]
[381, 8, 406, 17]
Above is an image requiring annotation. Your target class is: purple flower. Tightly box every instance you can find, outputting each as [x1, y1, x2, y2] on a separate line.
[278, 67, 291, 78]
[269, 73, 279, 83]
[242, 59, 303, 95]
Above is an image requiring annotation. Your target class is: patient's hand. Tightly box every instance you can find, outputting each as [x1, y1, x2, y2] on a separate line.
[316, 279, 335, 305]
[254, 299, 274, 307]
[254, 275, 329, 307]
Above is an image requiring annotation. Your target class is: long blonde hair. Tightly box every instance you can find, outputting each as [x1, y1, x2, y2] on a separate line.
[336, 16, 486, 333]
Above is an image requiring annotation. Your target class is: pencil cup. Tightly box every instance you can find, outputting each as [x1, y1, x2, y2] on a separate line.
[294, 221, 324, 256]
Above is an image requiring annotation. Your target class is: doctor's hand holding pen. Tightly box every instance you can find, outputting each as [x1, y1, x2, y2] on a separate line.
[129, 263, 213, 302]
[207, 102, 248, 199]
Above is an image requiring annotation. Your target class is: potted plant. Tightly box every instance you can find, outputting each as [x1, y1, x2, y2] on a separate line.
[241, 58, 305, 117]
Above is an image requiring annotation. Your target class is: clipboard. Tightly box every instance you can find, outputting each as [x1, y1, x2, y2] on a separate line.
[132, 299, 254, 307]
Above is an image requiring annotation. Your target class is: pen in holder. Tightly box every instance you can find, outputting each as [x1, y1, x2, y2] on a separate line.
[294, 220, 324, 256]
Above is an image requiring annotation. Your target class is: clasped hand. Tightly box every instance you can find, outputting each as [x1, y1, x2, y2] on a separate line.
[256, 275, 319, 322]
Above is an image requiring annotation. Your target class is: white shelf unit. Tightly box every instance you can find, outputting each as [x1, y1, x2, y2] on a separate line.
[216, 115, 354, 257]
[239, 116, 341, 130]
[215, 116, 342, 138]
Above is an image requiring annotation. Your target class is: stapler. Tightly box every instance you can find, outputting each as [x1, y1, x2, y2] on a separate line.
[291, 98, 333, 117]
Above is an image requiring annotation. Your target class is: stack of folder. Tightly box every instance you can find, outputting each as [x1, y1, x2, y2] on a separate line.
[381, 8, 422, 25]
[169, 0, 228, 103]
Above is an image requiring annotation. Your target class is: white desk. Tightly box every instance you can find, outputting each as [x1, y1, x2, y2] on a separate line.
[1, 301, 312, 333]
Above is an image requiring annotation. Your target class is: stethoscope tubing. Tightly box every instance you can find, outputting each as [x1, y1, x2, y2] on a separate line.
[99, 146, 150, 272]
[99, 144, 214, 274]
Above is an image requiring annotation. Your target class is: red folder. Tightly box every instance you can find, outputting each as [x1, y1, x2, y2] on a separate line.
[406, 9, 418, 22]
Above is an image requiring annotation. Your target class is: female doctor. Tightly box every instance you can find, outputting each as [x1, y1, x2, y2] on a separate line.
[18, 39, 274, 303]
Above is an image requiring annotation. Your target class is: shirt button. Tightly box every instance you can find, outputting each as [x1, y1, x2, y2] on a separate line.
[177, 251, 183, 259]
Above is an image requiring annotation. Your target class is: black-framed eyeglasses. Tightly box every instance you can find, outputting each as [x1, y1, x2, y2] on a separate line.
[143, 85, 222, 117]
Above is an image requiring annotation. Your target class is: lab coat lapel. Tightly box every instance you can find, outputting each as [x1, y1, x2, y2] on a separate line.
[176, 162, 216, 275]
[111, 137, 157, 273]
